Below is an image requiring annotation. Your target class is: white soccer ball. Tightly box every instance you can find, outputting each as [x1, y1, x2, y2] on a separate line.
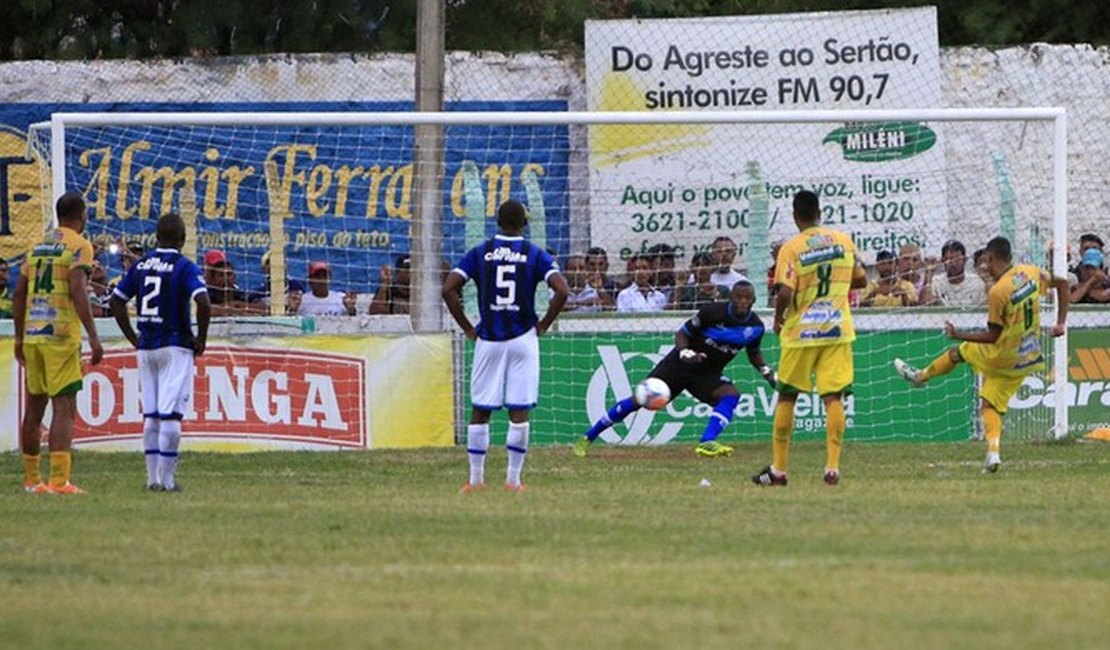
[635, 377, 671, 411]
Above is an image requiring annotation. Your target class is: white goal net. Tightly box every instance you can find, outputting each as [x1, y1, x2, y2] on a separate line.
[29, 108, 1068, 447]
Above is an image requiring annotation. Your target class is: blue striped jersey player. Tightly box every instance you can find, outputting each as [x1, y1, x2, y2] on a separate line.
[443, 200, 569, 493]
[110, 213, 211, 493]
[574, 281, 776, 458]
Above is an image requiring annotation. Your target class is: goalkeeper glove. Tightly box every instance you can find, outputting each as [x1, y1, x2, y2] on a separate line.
[759, 365, 777, 388]
[679, 348, 705, 363]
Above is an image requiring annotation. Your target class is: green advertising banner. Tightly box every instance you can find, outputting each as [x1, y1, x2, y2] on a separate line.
[1009, 327, 1110, 437]
[466, 329, 981, 446]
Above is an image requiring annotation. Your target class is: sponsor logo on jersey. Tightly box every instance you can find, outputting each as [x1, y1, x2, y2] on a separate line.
[483, 246, 529, 263]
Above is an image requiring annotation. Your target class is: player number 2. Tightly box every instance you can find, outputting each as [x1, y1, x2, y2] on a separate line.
[495, 265, 516, 305]
[815, 263, 832, 298]
[140, 276, 162, 317]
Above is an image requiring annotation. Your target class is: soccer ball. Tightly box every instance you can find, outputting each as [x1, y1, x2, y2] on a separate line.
[635, 377, 671, 411]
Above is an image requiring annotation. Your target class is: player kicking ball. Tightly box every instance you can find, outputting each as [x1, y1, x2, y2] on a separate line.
[110, 213, 210, 492]
[894, 236, 1068, 473]
[574, 281, 776, 458]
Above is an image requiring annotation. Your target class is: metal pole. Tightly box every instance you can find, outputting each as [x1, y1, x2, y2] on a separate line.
[411, 0, 446, 333]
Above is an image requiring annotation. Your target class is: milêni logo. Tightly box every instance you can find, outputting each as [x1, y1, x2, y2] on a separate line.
[823, 121, 937, 162]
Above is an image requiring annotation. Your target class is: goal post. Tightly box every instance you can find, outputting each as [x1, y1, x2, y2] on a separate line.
[31, 107, 1069, 443]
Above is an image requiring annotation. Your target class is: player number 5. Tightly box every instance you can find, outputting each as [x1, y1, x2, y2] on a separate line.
[495, 265, 516, 306]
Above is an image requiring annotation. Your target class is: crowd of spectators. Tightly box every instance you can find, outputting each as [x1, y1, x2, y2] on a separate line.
[0, 231, 1105, 320]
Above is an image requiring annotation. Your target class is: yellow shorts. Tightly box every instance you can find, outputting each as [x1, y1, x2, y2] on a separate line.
[778, 343, 854, 396]
[958, 342, 1028, 414]
[23, 342, 83, 397]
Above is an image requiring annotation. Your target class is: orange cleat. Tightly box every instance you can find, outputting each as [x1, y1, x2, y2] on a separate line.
[48, 482, 85, 495]
[459, 482, 486, 494]
[23, 482, 49, 495]
[504, 483, 527, 493]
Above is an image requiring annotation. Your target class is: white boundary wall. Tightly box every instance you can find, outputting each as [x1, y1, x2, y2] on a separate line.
[0, 45, 1106, 238]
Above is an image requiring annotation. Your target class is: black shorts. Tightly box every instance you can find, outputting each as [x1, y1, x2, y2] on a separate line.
[648, 352, 731, 404]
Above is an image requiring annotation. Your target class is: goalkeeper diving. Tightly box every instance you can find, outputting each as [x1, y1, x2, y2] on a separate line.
[574, 280, 776, 458]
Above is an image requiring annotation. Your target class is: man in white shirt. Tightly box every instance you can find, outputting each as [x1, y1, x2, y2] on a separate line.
[617, 254, 667, 312]
[922, 240, 986, 306]
[298, 261, 355, 316]
[709, 236, 748, 289]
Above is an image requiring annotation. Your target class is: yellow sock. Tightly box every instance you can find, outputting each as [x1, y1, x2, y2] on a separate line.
[48, 451, 72, 488]
[22, 454, 42, 485]
[825, 400, 846, 472]
[982, 407, 1002, 454]
[921, 352, 957, 381]
[771, 400, 794, 473]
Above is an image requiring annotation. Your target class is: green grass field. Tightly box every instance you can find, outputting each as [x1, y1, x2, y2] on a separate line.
[2, 440, 1109, 649]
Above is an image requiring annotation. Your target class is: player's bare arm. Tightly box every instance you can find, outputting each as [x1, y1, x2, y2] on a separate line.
[109, 294, 140, 349]
[745, 346, 777, 387]
[69, 266, 103, 365]
[944, 319, 1002, 344]
[673, 328, 705, 363]
[850, 261, 868, 290]
[194, 292, 211, 357]
[11, 273, 28, 365]
[1045, 270, 1069, 337]
[537, 271, 568, 335]
[773, 283, 792, 334]
[441, 271, 476, 340]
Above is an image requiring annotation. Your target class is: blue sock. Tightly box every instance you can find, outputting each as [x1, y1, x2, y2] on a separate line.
[584, 397, 639, 441]
[700, 395, 739, 443]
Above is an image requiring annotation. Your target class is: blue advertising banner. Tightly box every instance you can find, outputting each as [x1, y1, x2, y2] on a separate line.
[0, 100, 569, 294]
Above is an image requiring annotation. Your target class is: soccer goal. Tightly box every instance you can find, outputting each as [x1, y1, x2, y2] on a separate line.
[28, 108, 1068, 445]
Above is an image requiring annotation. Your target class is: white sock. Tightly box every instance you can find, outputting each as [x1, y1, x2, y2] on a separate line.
[143, 417, 161, 486]
[158, 419, 183, 489]
[506, 422, 530, 487]
[466, 424, 490, 486]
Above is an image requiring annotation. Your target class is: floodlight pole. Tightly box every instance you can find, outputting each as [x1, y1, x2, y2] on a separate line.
[411, 0, 446, 332]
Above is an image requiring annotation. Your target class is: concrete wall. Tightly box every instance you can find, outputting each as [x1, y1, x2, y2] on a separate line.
[0, 45, 1104, 248]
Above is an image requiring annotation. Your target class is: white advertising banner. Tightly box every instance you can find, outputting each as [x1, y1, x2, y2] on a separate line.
[585, 8, 943, 269]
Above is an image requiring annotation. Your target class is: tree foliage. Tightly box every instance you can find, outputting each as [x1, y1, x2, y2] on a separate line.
[0, 0, 1106, 61]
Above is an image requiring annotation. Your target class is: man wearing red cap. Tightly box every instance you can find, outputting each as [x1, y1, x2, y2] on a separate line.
[203, 250, 264, 316]
[299, 261, 355, 316]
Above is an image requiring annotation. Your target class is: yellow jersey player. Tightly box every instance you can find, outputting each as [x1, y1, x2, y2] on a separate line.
[895, 236, 1068, 472]
[753, 190, 867, 487]
[13, 192, 104, 494]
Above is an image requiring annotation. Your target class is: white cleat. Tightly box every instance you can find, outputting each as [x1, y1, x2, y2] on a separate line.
[894, 358, 924, 388]
[982, 452, 1001, 474]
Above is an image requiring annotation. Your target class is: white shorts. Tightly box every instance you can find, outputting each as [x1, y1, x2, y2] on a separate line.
[471, 329, 539, 411]
[138, 347, 196, 419]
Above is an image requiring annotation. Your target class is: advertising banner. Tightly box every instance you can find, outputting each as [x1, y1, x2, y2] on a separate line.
[584, 8, 943, 265]
[2, 334, 454, 451]
[0, 100, 569, 294]
[468, 328, 980, 445]
[1009, 328, 1110, 436]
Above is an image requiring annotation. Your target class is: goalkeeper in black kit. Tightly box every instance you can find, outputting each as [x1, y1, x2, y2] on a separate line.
[574, 281, 776, 457]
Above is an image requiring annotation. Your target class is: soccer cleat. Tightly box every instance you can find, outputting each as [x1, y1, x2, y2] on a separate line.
[459, 482, 486, 494]
[504, 483, 527, 493]
[23, 482, 49, 495]
[695, 441, 734, 457]
[894, 358, 924, 388]
[162, 483, 183, 493]
[48, 482, 85, 495]
[573, 435, 592, 458]
[823, 470, 840, 486]
[982, 453, 1001, 474]
[751, 466, 788, 486]
[145, 483, 163, 492]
